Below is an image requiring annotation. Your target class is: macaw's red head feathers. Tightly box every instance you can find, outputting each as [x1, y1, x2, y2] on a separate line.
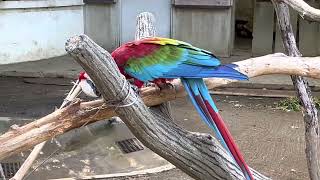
[78, 72, 89, 80]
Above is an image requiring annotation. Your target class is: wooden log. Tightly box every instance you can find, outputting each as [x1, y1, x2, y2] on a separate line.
[271, 1, 320, 179]
[0, 99, 113, 160]
[1, 53, 320, 161]
[64, 19, 270, 180]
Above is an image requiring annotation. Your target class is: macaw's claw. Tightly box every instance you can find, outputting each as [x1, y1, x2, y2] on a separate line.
[131, 85, 141, 95]
[145, 82, 155, 87]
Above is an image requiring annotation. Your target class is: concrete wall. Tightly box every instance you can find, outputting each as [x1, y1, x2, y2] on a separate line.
[1, 0, 237, 64]
[84, 2, 120, 52]
[84, 0, 172, 51]
[172, 6, 235, 57]
[0, 0, 84, 64]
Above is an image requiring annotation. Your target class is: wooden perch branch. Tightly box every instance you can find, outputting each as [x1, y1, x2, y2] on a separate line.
[271, 1, 320, 179]
[66, 12, 251, 179]
[1, 53, 320, 160]
[283, 0, 320, 22]
[63, 22, 268, 180]
[0, 11, 267, 179]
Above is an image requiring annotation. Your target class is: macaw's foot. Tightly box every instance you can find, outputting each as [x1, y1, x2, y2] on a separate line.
[157, 82, 175, 90]
[151, 79, 174, 90]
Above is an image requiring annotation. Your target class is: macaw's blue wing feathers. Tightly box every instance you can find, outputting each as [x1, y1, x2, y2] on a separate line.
[181, 79, 224, 140]
[162, 64, 248, 80]
[181, 78, 254, 180]
[185, 48, 220, 66]
[113, 37, 252, 179]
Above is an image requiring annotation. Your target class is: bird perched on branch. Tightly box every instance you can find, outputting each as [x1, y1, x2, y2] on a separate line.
[60, 72, 100, 108]
[111, 37, 253, 179]
[78, 72, 101, 98]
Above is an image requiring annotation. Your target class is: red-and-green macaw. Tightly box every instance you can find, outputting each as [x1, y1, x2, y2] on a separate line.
[111, 37, 253, 179]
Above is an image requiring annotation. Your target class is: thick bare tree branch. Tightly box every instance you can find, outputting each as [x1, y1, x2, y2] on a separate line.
[271, 1, 320, 179]
[63, 32, 269, 179]
[1, 53, 320, 161]
[283, 0, 320, 22]
[0, 12, 272, 180]
[66, 12, 251, 179]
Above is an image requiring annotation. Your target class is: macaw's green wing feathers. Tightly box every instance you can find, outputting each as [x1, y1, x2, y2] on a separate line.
[141, 37, 217, 59]
[113, 37, 247, 82]
[124, 45, 188, 81]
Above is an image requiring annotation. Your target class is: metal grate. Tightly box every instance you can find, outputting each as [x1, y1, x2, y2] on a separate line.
[115, 138, 144, 154]
[0, 162, 21, 178]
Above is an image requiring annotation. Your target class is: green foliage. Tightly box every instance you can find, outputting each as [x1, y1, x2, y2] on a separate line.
[276, 97, 320, 112]
[276, 97, 301, 111]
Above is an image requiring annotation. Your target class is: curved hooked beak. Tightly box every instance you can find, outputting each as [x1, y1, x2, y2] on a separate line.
[60, 79, 83, 108]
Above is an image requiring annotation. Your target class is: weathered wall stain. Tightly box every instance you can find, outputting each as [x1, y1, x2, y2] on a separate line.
[0, 4, 84, 64]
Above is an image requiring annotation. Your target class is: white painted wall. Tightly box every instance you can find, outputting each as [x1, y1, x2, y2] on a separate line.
[0, 0, 84, 64]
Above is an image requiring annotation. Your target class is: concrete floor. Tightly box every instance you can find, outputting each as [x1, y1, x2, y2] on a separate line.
[0, 38, 316, 179]
[0, 77, 170, 180]
[0, 77, 311, 180]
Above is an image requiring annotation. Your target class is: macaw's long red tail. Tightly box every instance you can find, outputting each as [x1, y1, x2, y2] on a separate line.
[181, 78, 254, 180]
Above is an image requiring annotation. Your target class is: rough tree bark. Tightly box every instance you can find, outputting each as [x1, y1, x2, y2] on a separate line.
[63, 12, 269, 180]
[271, 1, 320, 179]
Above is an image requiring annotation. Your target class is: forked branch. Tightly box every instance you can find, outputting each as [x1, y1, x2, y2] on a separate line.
[271, 1, 320, 179]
